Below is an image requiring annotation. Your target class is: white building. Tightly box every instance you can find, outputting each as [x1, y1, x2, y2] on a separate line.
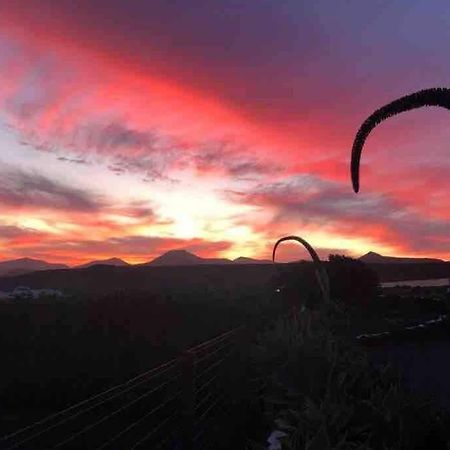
[7, 286, 64, 300]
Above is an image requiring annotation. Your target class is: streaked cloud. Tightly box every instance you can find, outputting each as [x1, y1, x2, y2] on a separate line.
[4, 234, 233, 266]
[0, 168, 103, 212]
[1, 1, 450, 263]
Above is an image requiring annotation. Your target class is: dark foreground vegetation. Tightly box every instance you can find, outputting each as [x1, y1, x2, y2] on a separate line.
[2, 258, 450, 294]
[2, 256, 450, 448]
[246, 306, 450, 449]
[0, 267, 284, 436]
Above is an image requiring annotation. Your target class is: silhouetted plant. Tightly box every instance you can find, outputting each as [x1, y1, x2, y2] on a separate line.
[327, 254, 380, 307]
[248, 313, 450, 450]
[350, 87, 450, 193]
[272, 236, 330, 305]
[273, 263, 322, 311]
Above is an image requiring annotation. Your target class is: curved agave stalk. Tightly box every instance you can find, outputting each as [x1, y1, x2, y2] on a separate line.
[272, 235, 330, 304]
[351, 87, 450, 193]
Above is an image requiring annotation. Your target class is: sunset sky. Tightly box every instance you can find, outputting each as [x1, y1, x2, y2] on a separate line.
[0, 1, 450, 265]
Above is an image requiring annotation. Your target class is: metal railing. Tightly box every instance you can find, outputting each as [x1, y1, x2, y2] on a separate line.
[1, 327, 245, 450]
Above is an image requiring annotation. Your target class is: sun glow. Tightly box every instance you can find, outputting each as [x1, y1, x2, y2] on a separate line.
[1, 4, 450, 263]
[17, 217, 60, 234]
[305, 230, 396, 258]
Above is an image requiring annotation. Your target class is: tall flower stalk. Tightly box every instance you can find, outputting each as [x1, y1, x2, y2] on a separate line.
[272, 235, 330, 305]
[351, 87, 450, 193]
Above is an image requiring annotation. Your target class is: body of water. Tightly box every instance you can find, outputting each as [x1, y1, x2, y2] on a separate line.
[381, 278, 450, 288]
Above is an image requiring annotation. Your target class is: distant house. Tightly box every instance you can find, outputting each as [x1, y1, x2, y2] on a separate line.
[12, 286, 33, 299]
[9, 286, 64, 300]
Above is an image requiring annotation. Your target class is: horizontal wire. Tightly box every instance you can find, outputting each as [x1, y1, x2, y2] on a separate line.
[194, 392, 235, 450]
[2, 327, 244, 450]
[53, 374, 181, 448]
[195, 390, 217, 414]
[2, 357, 179, 444]
[188, 327, 241, 354]
[195, 351, 233, 380]
[195, 373, 219, 397]
[129, 413, 178, 450]
[94, 391, 182, 450]
[194, 339, 233, 365]
[196, 392, 225, 426]
[189, 329, 236, 353]
[5, 370, 180, 449]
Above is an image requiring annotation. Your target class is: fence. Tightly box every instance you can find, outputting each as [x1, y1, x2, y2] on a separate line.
[1, 326, 248, 450]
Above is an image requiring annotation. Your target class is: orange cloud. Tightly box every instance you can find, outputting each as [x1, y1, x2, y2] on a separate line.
[1, 3, 450, 263]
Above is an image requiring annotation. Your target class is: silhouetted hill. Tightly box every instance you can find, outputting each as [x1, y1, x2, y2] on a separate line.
[145, 249, 273, 266]
[75, 257, 130, 269]
[2, 253, 448, 295]
[359, 251, 444, 264]
[0, 258, 68, 277]
[233, 256, 272, 264]
[146, 249, 232, 266]
[0, 264, 280, 295]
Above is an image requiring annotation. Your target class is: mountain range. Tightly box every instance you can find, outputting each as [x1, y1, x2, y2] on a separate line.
[0, 250, 273, 277]
[144, 250, 272, 267]
[358, 251, 444, 265]
[75, 257, 130, 269]
[0, 250, 444, 278]
[0, 258, 69, 277]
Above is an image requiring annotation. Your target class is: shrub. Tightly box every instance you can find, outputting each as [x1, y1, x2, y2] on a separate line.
[247, 305, 450, 449]
[273, 263, 323, 311]
[327, 254, 380, 307]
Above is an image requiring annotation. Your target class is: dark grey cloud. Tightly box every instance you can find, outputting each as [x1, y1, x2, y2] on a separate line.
[81, 123, 159, 153]
[17, 121, 179, 181]
[73, 123, 182, 182]
[64, 122, 277, 181]
[57, 156, 89, 165]
[194, 140, 283, 179]
[6, 0, 450, 130]
[0, 168, 103, 211]
[0, 224, 43, 239]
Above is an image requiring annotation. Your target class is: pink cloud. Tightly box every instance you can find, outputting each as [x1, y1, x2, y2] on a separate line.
[1, 3, 450, 262]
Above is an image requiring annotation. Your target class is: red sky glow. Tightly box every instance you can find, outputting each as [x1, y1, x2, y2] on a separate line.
[1, 1, 450, 265]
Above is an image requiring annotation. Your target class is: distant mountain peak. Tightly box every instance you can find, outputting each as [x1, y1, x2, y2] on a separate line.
[0, 258, 68, 277]
[359, 251, 443, 264]
[148, 249, 204, 266]
[233, 256, 271, 264]
[165, 249, 195, 256]
[76, 257, 129, 269]
[359, 251, 383, 261]
[104, 257, 128, 264]
[145, 250, 271, 266]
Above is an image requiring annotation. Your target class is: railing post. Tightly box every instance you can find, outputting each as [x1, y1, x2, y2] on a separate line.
[180, 350, 195, 450]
